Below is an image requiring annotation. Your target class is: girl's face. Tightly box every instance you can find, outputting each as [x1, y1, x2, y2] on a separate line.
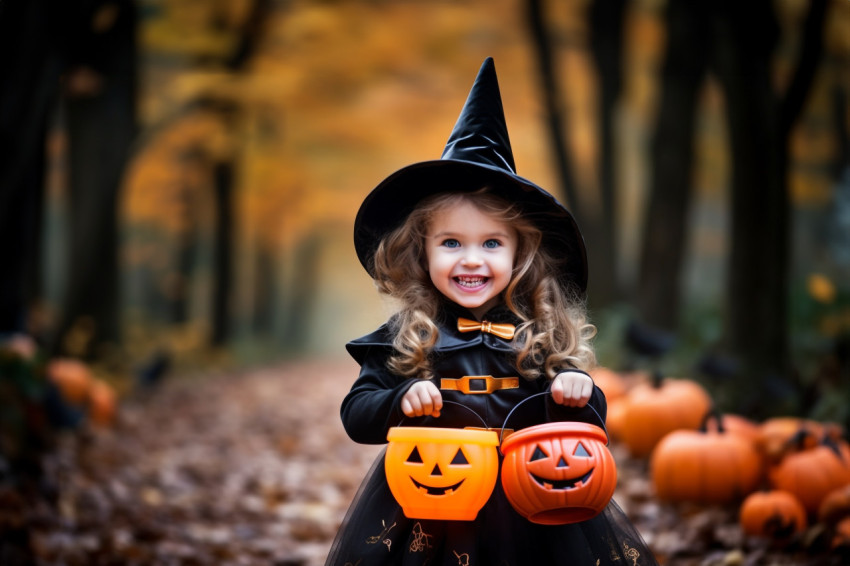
[424, 200, 517, 320]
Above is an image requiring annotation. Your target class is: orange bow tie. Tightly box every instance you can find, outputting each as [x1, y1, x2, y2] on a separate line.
[457, 317, 516, 340]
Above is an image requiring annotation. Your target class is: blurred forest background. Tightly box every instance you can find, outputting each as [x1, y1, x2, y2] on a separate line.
[2, 0, 850, 419]
[3, 0, 850, 564]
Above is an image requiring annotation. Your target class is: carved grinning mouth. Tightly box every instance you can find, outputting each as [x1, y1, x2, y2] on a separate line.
[530, 469, 594, 490]
[410, 477, 466, 496]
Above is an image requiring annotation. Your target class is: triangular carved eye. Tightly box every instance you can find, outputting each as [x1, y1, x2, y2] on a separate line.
[530, 446, 548, 462]
[573, 442, 590, 458]
[407, 447, 423, 463]
[451, 448, 469, 465]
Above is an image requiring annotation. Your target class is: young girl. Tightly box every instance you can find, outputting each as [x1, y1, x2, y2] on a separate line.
[326, 58, 657, 566]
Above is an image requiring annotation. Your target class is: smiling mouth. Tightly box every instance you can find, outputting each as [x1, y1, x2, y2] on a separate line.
[530, 469, 594, 490]
[410, 477, 466, 495]
[454, 275, 489, 288]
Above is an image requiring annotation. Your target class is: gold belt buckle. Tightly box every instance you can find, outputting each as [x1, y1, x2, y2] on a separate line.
[440, 375, 520, 394]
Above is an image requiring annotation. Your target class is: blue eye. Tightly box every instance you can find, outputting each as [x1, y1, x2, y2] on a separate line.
[483, 239, 501, 249]
[442, 239, 460, 248]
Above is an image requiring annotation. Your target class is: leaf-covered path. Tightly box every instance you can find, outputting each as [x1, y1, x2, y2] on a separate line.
[7, 359, 846, 565]
[13, 359, 381, 565]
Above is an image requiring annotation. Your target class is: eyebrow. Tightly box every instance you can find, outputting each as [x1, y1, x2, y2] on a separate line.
[430, 230, 512, 239]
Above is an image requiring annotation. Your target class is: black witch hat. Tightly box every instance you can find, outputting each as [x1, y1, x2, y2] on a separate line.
[353, 57, 588, 292]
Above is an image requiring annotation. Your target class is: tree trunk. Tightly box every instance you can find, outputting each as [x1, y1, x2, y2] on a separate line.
[636, 0, 710, 330]
[0, 0, 66, 338]
[280, 232, 322, 354]
[525, 0, 581, 218]
[527, 0, 621, 306]
[714, 0, 826, 415]
[168, 149, 204, 325]
[54, 0, 137, 359]
[206, 0, 270, 347]
[210, 159, 234, 347]
[588, 0, 627, 305]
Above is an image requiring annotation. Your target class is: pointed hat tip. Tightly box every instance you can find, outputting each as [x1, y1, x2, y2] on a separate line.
[441, 56, 514, 172]
[478, 56, 496, 77]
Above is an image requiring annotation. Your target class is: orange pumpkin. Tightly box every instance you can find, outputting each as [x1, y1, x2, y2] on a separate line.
[757, 417, 823, 463]
[87, 379, 117, 427]
[46, 358, 93, 405]
[618, 374, 712, 458]
[739, 490, 807, 539]
[385, 427, 499, 521]
[588, 367, 627, 401]
[833, 517, 850, 549]
[650, 411, 762, 504]
[604, 397, 627, 441]
[704, 413, 761, 443]
[768, 435, 850, 515]
[818, 484, 850, 526]
[500, 421, 616, 525]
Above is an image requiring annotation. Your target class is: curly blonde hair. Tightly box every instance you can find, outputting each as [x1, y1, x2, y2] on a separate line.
[370, 188, 596, 381]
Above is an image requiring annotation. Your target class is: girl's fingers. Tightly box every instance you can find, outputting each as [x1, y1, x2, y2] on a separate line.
[400, 397, 415, 417]
[550, 377, 565, 405]
[417, 387, 434, 416]
[401, 382, 443, 417]
[431, 387, 443, 416]
[552, 372, 592, 407]
[422, 385, 442, 417]
[575, 377, 593, 407]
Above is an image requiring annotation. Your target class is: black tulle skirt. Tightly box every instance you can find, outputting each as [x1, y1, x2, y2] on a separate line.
[325, 448, 658, 566]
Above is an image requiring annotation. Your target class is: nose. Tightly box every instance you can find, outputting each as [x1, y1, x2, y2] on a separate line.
[460, 249, 483, 267]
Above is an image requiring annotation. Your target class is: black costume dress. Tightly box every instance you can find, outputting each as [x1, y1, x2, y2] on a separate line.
[326, 303, 658, 566]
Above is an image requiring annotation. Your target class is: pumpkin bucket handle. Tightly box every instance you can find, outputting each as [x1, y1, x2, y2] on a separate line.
[499, 391, 609, 450]
[395, 399, 489, 429]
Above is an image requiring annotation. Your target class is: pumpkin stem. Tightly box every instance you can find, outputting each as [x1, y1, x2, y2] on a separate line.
[651, 370, 664, 389]
[786, 428, 812, 452]
[822, 434, 845, 460]
[700, 407, 723, 434]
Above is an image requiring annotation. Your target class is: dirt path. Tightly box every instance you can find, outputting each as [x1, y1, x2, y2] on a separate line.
[20, 358, 381, 566]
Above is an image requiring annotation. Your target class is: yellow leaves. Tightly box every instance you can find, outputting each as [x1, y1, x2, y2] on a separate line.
[806, 273, 849, 338]
[826, 0, 850, 56]
[143, 18, 237, 59]
[123, 111, 226, 231]
[790, 171, 833, 207]
[807, 273, 837, 304]
[141, 0, 250, 59]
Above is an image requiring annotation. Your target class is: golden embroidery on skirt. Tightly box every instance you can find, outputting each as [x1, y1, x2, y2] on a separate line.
[453, 550, 470, 566]
[366, 519, 396, 552]
[409, 522, 434, 553]
[623, 542, 640, 566]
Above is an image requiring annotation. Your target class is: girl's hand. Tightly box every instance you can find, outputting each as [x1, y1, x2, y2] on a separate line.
[401, 380, 443, 418]
[551, 371, 593, 407]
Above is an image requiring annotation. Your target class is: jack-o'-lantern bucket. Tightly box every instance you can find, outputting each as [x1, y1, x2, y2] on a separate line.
[385, 402, 500, 521]
[500, 392, 617, 525]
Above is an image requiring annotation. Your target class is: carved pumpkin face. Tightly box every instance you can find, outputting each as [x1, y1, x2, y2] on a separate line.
[385, 427, 499, 521]
[501, 422, 616, 525]
[525, 438, 596, 490]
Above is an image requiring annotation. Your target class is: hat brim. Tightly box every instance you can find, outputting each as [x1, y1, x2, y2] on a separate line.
[353, 159, 588, 292]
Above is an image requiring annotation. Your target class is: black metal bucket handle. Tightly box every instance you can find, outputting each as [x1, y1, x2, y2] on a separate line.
[395, 399, 489, 429]
[499, 391, 610, 449]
